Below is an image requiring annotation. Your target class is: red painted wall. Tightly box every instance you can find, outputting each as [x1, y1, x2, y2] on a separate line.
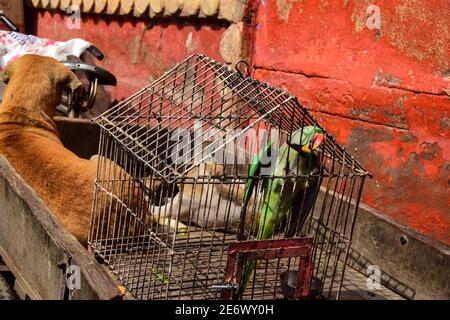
[30, 2, 449, 245]
[31, 10, 226, 99]
[253, 0, 449, 244]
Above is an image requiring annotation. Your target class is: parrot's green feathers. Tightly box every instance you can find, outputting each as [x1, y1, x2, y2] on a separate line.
[237, 126, 324, 297]
[242, 140, 274, 208]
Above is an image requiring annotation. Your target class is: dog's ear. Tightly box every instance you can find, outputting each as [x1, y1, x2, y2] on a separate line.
[1, 72, 9, 84]
[64, 70, 82, 91]
[53, 63, 82, 91]
[2, 61, 15, 84]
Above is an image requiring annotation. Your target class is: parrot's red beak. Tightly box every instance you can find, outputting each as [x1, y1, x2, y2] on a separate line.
[312, 132, 324, 150]
[301, 133, 324, 153]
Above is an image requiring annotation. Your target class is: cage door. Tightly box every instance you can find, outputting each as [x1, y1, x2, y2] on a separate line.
[221, 237, 313, 300]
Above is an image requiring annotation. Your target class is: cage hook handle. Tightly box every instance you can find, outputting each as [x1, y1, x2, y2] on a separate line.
[235, 60, 250, 78]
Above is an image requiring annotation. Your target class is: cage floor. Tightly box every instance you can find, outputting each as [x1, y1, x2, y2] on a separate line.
[95, 231, 290, 300]
[94, 230, 404, 300]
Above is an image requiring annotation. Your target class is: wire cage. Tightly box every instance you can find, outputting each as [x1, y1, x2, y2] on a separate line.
[89, 53, 370, 300]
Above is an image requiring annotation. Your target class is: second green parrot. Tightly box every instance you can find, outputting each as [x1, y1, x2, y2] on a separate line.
[237, 125, 324, 297]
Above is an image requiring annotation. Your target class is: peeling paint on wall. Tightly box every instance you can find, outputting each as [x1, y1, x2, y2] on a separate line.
[351, 0, 377, 33]
[319, 0, 329, 12]
[253, 0, 450, 245]
[276, 0, 303, 22]
[374, 69, 403, 88]
[30, 0, 450, 246]
[384, 0, 449, 71]
[185, 31, 194, 53]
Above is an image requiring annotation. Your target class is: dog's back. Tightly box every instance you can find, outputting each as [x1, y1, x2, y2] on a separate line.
[0, 55, 99, 244]
[0, 55, 148, 245]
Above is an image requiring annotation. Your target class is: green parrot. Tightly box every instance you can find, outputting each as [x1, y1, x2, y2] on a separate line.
[237, 125, 324, 297]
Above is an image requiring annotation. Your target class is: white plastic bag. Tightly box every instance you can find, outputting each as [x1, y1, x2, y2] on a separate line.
[0, 31, 92, 98]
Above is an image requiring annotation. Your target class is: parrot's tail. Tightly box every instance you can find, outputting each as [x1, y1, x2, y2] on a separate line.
[237, 259, 261, 298]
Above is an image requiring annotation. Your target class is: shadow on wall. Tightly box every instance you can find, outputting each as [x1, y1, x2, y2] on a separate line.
[347, 247, 415, 299]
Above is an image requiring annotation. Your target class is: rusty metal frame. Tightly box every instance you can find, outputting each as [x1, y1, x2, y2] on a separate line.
[222, 237, 313, 300]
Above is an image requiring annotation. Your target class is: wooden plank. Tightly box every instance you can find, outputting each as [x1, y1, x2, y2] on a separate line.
[0, 246, 43, 299]
[0, 155, 121, 300]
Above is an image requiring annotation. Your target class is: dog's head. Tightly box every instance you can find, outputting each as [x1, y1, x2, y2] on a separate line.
[2, 54, 82, 116]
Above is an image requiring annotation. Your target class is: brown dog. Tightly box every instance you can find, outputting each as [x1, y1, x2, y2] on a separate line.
[0, 55, 149, 245]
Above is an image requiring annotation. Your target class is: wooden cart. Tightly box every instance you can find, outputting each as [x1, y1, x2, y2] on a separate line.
[0, 117, 121, 300]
